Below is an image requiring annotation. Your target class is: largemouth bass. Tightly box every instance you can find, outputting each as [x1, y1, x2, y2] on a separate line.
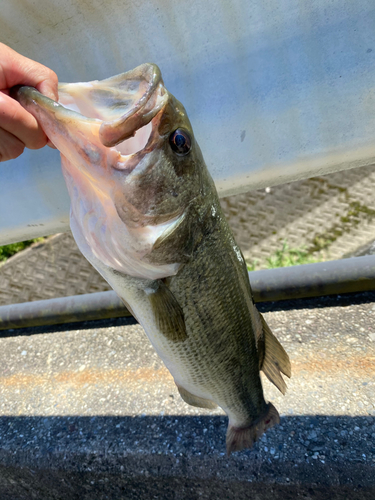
[16, 64, 291, 454]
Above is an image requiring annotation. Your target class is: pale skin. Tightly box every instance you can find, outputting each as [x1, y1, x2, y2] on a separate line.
[0, 43, 58, 162]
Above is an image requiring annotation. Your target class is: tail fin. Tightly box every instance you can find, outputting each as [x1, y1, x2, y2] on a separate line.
[226, 403, 280, 455]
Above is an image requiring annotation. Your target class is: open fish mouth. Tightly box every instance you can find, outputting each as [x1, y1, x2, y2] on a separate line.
[14, 63, 169, 161]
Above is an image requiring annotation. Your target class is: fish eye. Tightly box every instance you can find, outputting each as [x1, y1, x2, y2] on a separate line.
[169, 128, 191, 156]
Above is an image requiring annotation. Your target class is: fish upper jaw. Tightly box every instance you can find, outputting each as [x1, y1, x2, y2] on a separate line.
[14, 64, 169, 178]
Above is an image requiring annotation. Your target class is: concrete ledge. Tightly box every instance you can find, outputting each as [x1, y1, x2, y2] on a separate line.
[0, 292, 373, 499]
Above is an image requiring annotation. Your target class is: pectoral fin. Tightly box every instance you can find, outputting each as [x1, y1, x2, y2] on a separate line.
[177, 385, 217, 409]
[147, 280, 187, 342]
[255, 310, 291, 395]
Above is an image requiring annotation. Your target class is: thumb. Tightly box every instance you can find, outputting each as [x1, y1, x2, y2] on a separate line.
[0, 43, 58, 101]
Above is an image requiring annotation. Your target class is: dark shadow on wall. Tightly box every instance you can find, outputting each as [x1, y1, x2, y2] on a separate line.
[258, 290, 375, 313]
[0, 315, 138, 338]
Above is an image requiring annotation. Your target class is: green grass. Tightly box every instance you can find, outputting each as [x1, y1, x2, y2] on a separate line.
[247, 241, 321, 271]
[0, 238, 44, 263]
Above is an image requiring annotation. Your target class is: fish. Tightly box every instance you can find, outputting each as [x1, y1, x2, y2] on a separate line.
[15, 64, 291, 454]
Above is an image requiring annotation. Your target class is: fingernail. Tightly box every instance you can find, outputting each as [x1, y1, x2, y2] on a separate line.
[44, 90, 58, 101]
[38, 83, 58, 101]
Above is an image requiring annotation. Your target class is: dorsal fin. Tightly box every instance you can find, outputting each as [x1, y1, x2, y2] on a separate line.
[254, 309, 291, 395]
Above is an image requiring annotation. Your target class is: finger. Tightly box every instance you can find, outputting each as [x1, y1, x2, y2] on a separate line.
[0, 91, 48, 150]
[0, 43, 58, 100]
[37, 77, 59, 101]
[0, 127, 25, 162]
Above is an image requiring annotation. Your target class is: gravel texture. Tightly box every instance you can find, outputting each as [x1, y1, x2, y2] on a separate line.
[0, 291, 373, 498]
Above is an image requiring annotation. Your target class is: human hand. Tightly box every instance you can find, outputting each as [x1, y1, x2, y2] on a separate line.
[0, 43, 58, 162]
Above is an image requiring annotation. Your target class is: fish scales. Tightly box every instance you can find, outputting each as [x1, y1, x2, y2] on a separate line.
[15, 63, 291, 454]
[167, 204, 265, 420]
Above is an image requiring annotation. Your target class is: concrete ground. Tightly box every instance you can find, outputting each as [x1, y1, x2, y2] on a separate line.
[0, 292, 373, 499]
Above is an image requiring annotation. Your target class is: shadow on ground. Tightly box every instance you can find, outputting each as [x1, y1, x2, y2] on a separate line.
[0, 414, 373, 499]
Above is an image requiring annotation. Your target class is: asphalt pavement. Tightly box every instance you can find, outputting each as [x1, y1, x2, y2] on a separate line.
[0, 291, 373, 499]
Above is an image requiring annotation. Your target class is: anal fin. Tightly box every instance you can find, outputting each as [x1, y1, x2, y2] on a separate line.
[255, 310, 291, 395]
[177, 385, 217, 409]
[147, 280, 187, 342]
